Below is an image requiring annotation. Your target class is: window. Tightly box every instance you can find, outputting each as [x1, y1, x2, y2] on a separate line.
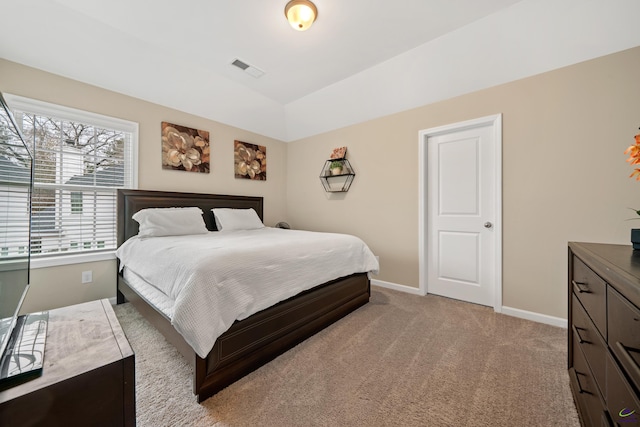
[31, 239, 42, 254]
[70, 191, 83, 213]
[5, 95, 138, 265]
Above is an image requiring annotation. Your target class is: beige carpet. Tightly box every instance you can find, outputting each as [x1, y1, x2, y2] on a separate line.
[113, 287, 580, 427]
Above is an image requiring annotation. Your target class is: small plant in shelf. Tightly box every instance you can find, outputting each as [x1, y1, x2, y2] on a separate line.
[330, 160, 343, 175]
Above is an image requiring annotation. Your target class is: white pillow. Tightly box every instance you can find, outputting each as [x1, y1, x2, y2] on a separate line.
[132, 207, 209, 237]
[212, 208, 264, 231]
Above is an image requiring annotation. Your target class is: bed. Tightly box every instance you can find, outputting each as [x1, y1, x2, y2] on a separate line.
[116, 189, 375, 402]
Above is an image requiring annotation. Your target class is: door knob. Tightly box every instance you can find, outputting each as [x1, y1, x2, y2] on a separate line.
[484, 222, 493, 229]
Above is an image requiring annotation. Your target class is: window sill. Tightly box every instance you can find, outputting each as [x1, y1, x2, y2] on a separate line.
[31, 251, 116, 269]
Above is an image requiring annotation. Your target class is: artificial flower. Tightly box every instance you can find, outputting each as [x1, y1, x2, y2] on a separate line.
[624, 129, 640, 180]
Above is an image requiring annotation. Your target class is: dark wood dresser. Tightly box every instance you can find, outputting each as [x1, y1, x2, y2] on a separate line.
[568, 242, 640, 426]
[0, 299, 135, 426]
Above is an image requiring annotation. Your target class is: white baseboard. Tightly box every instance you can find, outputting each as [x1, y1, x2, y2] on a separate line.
[371, 279, 424, 295]
[370, 279, 567, 329]
[501, 306, 567, 329]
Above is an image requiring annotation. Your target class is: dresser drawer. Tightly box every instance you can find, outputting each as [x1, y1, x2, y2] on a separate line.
[571, 332, 608, 427]
[572, 255, 607, 337]
[608, 286, 640, 391]
[606, 352, 640, 427]
[572, 293, 607, 393]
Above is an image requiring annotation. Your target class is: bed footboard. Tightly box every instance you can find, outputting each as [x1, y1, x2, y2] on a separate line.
[118, 272, 370, 402]
[197, 272, 370, 402]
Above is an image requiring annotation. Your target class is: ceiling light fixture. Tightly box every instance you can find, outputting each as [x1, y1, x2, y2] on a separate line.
[284, 0, 317, 31]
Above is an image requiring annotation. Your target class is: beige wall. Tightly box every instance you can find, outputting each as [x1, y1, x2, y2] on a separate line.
[2, 46, 639, 319]
[0, 58, 288, 313]
[287, 46, 640, 319]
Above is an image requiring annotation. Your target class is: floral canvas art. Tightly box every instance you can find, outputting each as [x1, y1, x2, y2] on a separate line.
[162, 122, 210, 173]
[234, 140, 266, 180]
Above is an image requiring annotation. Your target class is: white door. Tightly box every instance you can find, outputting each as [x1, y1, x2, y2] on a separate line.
[419, 115, 502, 309]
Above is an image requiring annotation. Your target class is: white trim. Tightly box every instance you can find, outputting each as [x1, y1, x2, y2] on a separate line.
[31, 250, 116, 269]
[4, 94, 138, 134]
[371, 279, 425, 296]
[418, 114, 503, 312]
[501, 306, 567, 329]
[418, 126, 427, 296]
[370, 278, 567, 329]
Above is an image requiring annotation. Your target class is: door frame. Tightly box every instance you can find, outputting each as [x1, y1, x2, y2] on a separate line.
[418, 114, 503, 312]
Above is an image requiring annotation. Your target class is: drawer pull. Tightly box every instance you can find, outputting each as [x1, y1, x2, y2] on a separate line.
[573, 325, 591, 344]
[572, 369, 592, 394]
[614, 341, 640, 382]
[572, 280, 591, 293]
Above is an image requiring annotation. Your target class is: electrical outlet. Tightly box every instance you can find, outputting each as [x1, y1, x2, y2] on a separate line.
[81, 270, 93, 284]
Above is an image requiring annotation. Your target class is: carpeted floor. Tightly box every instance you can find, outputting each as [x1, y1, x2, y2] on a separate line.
[113, 287, 580, 427]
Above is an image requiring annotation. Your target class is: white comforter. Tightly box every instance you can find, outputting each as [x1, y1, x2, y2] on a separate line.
[116, 227, 379, 358]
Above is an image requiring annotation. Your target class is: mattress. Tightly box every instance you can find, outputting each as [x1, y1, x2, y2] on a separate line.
[117, 227, 379, 358]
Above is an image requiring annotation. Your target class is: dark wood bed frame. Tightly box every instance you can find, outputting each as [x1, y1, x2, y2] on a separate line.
[116, 189, 371, 402]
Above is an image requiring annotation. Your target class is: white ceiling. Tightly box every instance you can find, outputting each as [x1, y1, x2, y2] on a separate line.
[1, 0, 640, 141]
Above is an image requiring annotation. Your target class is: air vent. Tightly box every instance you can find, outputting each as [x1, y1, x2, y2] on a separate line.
[231, 59, 249, 70]
[230, 58, 265, 79]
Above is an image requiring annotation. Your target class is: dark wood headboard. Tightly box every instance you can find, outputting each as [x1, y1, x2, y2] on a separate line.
[117, 189, 264, 245]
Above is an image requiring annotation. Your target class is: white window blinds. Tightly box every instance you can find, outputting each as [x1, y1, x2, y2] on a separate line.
[5, 95, 138, 260]
[0, 105, 31, 260]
